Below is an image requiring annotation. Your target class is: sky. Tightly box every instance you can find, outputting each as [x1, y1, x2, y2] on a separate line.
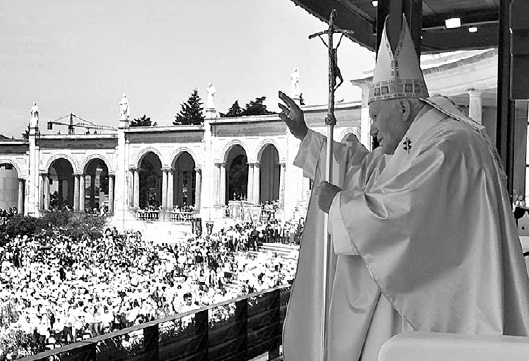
[0, 0, 376, 138]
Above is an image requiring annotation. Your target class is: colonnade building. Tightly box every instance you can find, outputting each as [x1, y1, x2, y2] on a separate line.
[1, 49, 525, 233]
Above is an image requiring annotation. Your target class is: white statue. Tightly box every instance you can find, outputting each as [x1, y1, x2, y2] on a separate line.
[119, 93, 130, 120]
[205, 83, 216, 110]
[290, 68, 301, 98]
[30, 102, 39, 128]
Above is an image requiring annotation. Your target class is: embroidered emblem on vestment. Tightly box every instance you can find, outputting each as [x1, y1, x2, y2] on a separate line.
[403, 137, 412, 153]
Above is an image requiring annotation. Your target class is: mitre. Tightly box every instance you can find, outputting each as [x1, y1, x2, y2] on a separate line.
[369, 14, 429, 103]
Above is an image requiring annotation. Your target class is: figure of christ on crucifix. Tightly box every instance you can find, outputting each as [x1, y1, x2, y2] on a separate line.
[308, 10, 352, 94]
[307, 9, 354, 127]
[319, 34, 344, 92]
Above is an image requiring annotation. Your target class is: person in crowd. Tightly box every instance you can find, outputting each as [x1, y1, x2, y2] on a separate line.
[0, 213, 301, 355]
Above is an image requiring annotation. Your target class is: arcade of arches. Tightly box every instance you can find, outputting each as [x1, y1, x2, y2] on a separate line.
[216, 144, 283, 207]
[129, 151, 198, 211]
[25, 145, 284, 217]
[39, 158, 114, 214]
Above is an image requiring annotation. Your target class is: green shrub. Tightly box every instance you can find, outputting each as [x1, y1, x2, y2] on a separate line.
[0, 210, 106, 242]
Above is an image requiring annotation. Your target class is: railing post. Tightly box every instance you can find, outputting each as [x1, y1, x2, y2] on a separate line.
[269, 289, 281, 360]
[64, 343, 96, 361]
[195, 309, 209, 361]
[144, 324, 160, 361]
[236, 298, 248, 359]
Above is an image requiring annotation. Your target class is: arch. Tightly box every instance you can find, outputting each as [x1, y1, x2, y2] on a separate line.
[0, 161, 22, 212]
[255, 139, 284, 163]
[220, 140, 250, 163]
[47, 157, 75, 210]
[172, 151, 197, 208]
[225, 144, 248, 203]
[81, 154, 114, 174]
[0, 159, 23, 177]
[338, 127, 361, 143]
[83, 158, 111, 212]
[169, 147, 200, 169]
[259, 144, 280, 204]
[138, 151, 163, 209]
[134, 147, 165, 169]
[44, 154, 80, 174]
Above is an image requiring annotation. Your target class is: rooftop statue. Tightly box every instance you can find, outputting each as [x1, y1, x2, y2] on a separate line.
[119, 93, 130, 120]
[30, 102, 39, 128]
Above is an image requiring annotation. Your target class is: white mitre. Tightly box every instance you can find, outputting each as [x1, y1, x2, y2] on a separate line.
[369, 14, 429, 104]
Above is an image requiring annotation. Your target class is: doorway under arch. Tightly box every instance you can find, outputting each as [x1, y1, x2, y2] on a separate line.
[259, 144, 280, 204]
[226, 145, 248, 204]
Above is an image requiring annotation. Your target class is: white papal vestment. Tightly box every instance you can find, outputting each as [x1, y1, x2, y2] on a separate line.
[283, 96, 529, 361]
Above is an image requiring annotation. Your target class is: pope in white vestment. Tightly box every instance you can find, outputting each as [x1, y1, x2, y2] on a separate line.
[281, 14, 529, 361]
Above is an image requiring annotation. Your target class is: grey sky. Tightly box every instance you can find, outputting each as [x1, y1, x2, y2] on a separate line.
[0, 0, 375, 138]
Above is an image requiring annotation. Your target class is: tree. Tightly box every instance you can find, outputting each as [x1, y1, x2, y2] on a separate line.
[174, 89, 204, 125]
[225, 100, 243, 118]
[130, 114, 156, 127]
[242, 96, 273, 116]
[21, 125, 30, 140]
[299, 93, 305, 106]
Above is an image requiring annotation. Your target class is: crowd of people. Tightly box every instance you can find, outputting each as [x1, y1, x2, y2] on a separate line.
[0, 208, 17, 227]
[0, 218, 300, 358]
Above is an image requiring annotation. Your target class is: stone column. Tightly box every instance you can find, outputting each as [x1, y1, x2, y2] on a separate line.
[108, 175, 114, 213]
[161, 168, 168, 209]
[195, 168, 202, 210]
[133, 168, 140, 209]
[175, 169, 181, 206]
[214, 163, 221, 205]
[279, 162, 286, 207]
[44, 174, 50, 211]
[58, 179, 63, 207]
[467, 89, 483, 124]
[219, 163, 227, 205]
[253, 163, 260, 204]
[247, 163, 254, 203]
[90, 176, 96, 209]
[128, 169, 135, 207]
[73, 174, 80, 211]
[39, 174, 44, 211]
[79, 174, 85, 212]
[17, 179, 25, 214]
[167, 170, 174, 210]
[358, 82, 372, 150]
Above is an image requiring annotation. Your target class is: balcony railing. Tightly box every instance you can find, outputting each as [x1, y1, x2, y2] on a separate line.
[136, 209, 160, 221]
[170, 211, 198, 222]
[135, 210, 199, 223]
[19, 286, 290, 361]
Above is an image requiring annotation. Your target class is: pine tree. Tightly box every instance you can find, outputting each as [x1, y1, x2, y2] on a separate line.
[21, 125, 30, 140]
[130, 114, 155, 127]
[174, 89, 205, 125]
[225, 100, 243, 117]
[242, 96, 272, 116]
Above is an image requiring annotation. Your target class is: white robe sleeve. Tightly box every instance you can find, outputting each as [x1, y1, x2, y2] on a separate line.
[329, 192, 358, 255]
[294, 128, 369, 181]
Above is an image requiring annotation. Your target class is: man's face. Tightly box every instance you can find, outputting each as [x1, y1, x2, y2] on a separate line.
[369, 99, 411, 154]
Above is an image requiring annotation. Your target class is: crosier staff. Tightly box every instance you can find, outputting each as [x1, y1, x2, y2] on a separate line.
[308, 9, 353, 360]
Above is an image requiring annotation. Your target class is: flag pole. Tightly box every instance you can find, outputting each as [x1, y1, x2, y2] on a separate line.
[309, 9, 353, 360]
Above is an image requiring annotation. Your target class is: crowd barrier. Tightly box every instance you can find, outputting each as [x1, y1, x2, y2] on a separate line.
[19, 286, 291, 361]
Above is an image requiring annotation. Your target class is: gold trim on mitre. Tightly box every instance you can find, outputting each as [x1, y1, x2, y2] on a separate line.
[369, 14, 429, 104]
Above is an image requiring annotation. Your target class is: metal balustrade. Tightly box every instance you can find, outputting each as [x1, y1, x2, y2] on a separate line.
[19, 286, 290, 361]
[136, 210, 160, 221]
[170, 211, 197, 223]
[135, 210, 199, 222]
